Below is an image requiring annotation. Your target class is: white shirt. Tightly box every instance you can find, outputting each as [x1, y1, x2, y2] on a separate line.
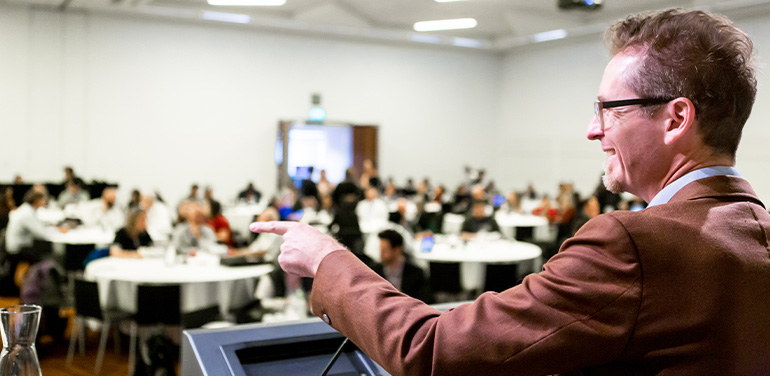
[248, 232, 283, 262]
[145, 202, 173, 242]
[356, 198, 389, 232]
[6, 203, 49, 254]
[81, 199, 125, 232]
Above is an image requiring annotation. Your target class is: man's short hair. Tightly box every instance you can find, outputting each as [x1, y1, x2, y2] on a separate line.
[606, 9, 756, 157]
[23, 190, 46, 205]
[378, 229, 404, 250]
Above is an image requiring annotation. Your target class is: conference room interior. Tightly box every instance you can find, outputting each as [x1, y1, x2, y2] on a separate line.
[2, 0, 770, 374]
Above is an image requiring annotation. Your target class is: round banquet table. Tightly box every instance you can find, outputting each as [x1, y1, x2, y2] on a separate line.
[414, 235, 542, 291]
[84, 256, 274, 316]
[493, 212, 551, 241]
[47, 227, 115, 246]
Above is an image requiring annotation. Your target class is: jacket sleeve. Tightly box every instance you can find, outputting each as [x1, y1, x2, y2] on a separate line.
[310, 214, 642, 376]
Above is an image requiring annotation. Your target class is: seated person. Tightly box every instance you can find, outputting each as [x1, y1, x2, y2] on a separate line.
[373, 230, 431, 303]
[499, 191, 522, 214]
[247, 207, 283, 262]
[57, 181, 90, 208]
[460, 200, 501, 239]
[238, 182, 262, 204]
[6, 191, 67, 281]
[110, 208, 153, 258]
[83, 186, 125, 232]
[356, 187, 389, 231]
[140, 192, 173, 243]
[204, 200, 233, 248]
[172, 201, 216, 254]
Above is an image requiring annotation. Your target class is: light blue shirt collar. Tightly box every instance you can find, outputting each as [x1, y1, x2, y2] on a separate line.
[646, 166, 741, 207]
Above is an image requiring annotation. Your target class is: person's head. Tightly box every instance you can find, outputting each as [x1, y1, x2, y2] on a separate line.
[506, 191, 519, 207]
[140, 193, 155, 210]
[24, 190, 47, 210]
[130, 189, 141, 203]
[13, 175, 23, 184]
[384, 183, 397, 197]
[472, 200, 487, 219]
[190, 184, 199, 197]
[102, 187, 117, 207]
[378, 229, 404, 266]
[67, 181, 82, 194]
[345, 168, 355, 182]
[583, 196, 600, 218]
[308, 166, 314, 175]
[64, 167, 74, 180]
[257, 207, 279, 222]
[588, 9, 756, 199]
[126, 208, 148, 236]
[363, 159, 374, 172]
[320, 170, 327, 180]
[181, 201, 205, 224]
[365, 186, 379, 201]
[471, 185, 485, 200]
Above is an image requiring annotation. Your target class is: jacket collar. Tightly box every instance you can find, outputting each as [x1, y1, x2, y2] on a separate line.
[667, 175, 765, 209]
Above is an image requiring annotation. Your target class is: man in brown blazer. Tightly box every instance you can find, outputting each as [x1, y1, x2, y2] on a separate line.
[252, 9, 769, 375]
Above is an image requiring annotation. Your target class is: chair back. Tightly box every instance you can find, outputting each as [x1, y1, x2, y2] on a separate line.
[64, 243, 96, 272]
[73, 278, 103, 320]
[136, 284, 180, 326]
[428, 262, 462, 294]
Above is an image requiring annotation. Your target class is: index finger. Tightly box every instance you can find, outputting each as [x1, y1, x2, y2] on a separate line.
[249, 221, 296, 235]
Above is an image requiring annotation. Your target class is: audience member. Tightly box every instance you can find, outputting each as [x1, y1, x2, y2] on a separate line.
[373, 230, 431, 303]
[127, 189, 141, 210]
[205, 199, 234, 248]
[451, 185, 471, 214]
[460, 200, 501, 238]
[0, 186, 16, 230]
[83, 187, 124, 232]
[247, 207, 283, 262]
[300, 166, 319, 201]
[238, 182, 262, 204]
[110, 208, 153, 259]
[57, 181, 89, 208]
[172, 201, 217, 254]
[500, 191, 521, 214]
[316, 170, 334, 199]
[359, 159, 380, 190]
[356, 187, 389, 231]
[141, 192, 173, 243]
[6, 191, 67, 279]
[331, 169, 361, 209]
[178, 183, 203, 209]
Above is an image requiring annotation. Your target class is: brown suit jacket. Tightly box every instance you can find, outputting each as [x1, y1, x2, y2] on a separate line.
[310, 176, 770, 375]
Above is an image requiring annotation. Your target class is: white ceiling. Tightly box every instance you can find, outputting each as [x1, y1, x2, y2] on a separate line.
[6, 0, 770, 51]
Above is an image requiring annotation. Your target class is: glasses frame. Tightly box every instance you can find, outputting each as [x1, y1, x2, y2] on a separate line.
[594, 97, 674, 131]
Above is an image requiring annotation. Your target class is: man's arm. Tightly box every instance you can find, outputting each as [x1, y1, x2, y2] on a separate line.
[253, 215, 642, 375]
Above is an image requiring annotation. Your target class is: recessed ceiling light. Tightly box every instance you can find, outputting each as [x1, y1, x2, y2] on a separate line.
[413, 18, 477, 32]
[207, 0, 285, 6]
[532, 29, 568, 43]
[201, 11, 251, 23]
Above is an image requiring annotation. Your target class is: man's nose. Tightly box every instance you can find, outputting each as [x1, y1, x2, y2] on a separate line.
[587, 115, 603, 140]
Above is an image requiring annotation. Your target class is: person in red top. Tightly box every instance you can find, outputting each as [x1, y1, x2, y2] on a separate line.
[205, 199, 233, 248]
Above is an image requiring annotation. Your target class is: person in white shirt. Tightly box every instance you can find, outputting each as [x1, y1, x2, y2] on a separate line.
[172, 201, 216, 254]
[248, 207, 283, 262]
[82, 187, 124, 232]
[140, 192, 173, 244]
[356, 187, 389, 233]
[6, 191, 68, 284]
[57, 181, 90, 208]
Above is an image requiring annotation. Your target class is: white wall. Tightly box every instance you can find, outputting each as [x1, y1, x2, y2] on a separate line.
[0, 5, 501, 204]
[496, 15, 770, 201]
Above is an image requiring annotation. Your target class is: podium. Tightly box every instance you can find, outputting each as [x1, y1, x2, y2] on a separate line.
[181, 318, 387, 376]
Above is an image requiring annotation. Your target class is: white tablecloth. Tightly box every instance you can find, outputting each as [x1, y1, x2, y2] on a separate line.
[47, 227, 115, 246]
[414, 235, 542, 291]
[493, 212, 552, 241]
[84, 256, 273, 315]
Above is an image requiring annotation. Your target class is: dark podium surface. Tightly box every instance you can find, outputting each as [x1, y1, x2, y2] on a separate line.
[182, 302, 465, 376]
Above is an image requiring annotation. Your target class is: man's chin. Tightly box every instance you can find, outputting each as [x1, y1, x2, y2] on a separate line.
[602, 173, 624, 194]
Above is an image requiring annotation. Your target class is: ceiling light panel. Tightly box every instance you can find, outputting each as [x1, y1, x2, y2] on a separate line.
[413, 18, 477, 32]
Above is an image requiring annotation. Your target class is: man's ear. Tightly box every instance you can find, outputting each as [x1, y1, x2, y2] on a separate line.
[663, 97, 697, 145]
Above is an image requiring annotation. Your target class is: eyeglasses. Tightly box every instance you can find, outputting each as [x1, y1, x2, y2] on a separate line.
[594, 97, 674, 131]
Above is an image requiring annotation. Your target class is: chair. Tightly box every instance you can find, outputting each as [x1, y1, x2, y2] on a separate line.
[62, 243, 96, 307]
[66, 277, 132, 374]
[429, 262, 463, 302]
[128, 284, 220, 375]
